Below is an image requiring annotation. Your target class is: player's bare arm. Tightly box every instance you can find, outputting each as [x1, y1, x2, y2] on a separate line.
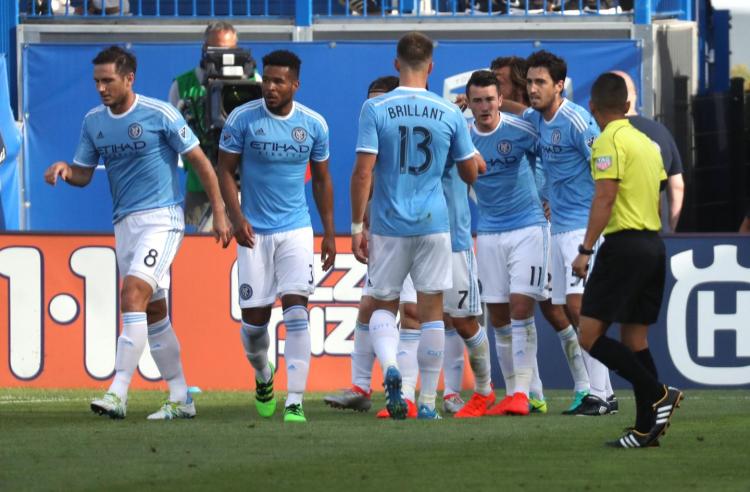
[572, 178, 618, 279]
[182, 146, 232, 247]
[456, 154, 480, 184]
[350, 152, 376, 264]
[667, 173, 684, 232]
[311, 158, 336, 271]
[499, 98, 527, 116]
[44, 161, 95, 187]
[217, 149, 254, 248]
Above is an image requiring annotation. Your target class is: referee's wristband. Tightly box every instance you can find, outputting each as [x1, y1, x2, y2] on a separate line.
[351, 222, 364, 235]
[578, 244, 595, 256]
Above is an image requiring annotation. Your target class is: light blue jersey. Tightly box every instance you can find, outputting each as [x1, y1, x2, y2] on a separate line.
[73, 94, 199, 223]
[523, 99, 599, 234]
[220, 99, 329, 234]
[471, 113, 546, 233]
[442, 163, 472, 252]
[356, 87, 475, 237]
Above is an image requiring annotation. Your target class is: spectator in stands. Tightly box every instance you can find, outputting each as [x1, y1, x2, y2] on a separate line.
[72, 0, 130, 15]
[169, 21, 260, 232]
[612, 71, 685, 232]
[740, 210, 750, 233]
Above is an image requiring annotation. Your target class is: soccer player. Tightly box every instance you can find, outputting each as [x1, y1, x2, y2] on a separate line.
[573, 72, 682, 447]
[523, 50, 615, 415]
[44, 46, 232, 419]
[351, 31, 479, 420]
[217, 50, 335, 423]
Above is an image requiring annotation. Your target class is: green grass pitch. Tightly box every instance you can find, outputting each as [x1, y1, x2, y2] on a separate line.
[1, 388, 749, 491]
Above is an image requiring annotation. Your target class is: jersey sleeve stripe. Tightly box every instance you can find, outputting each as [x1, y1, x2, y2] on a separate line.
[225, 102, 260, 126]
[84, 105, 106, 118]
[140, 96, 182, 120]
[297, 104, 330, 133]
[455, 150, 476, 162]
[505, 118, 538, 139]
[560, 106, 587, 133]
[72, 159, 98, 168]
[356, 147, 378, 154]
[140, 99, 178, 123]
[180, 141, 200, 154]
[218, 145, 242, 154]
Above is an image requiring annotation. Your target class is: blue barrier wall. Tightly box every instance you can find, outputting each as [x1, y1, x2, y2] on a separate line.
[23, 40, 640, 232]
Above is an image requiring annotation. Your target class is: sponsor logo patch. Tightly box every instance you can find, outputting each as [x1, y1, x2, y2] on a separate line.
[595, 155, 613, 171]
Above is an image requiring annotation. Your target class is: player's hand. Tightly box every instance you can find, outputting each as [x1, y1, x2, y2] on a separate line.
[454, 94, 468, 112]
[543, 201, 551, 221]
[475, 153, 487, 175]
[44, 162, 71, 185]
[320, 233, 336, 271]
[572, 253, 590, 280]
[233, 218, 255, 248]
[212, 210, 233, 248]
[352, 232, 368, 264]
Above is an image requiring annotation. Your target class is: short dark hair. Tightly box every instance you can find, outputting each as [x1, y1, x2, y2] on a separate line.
[368, 76, 399, 96]
[397, 32, 433, 70]
[526, 50, 567, 84]
[204, 21, 237, 43]
[490, 56, 529, 105]
[465, 70, 500, 97]
[591, 72, 628, 112]
[92, 46, 137, 76]
[262, 50, 301, 79]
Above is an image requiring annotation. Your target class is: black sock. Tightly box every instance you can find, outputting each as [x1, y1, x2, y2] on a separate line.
[589, 336, 664, 405]
[634, 347, 658, 380]
[631, 348, 661, 432]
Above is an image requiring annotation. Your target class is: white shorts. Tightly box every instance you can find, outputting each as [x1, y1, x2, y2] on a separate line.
[476, 224, 550, 304]
[367, 233, 452, 301]
[237, 226, 315, 308]
[362, 273, 417, 304]
[114, 205, 185, 302]
[444, 249, 482, 318]
[549, 228, 601, 305]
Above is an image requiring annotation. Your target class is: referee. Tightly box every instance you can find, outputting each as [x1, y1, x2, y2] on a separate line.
[571, 73, 683, 449]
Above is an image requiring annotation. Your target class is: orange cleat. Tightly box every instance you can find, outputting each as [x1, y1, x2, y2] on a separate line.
[376, 399, 417, 419]
[485, 395, 513, 416]
[454, 392, 496, 418]
[504, 392, 530, 416]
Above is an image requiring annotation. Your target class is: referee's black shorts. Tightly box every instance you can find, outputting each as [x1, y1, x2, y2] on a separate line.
[581, 230, 666, 325]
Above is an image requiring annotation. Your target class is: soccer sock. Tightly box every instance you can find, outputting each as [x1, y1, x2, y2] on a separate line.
[397, 328, 420, 402]
[604, 370, 614, 398]
[530, 358, 544, 401]
[442, 328, 465, 396]
[109, 312, 148, 402]
[417, 321, 445, 410]
[582, 350, 609, 400]
[240, 321, 272, 383]
[633, 348, 659, 431]
[511, 317, 537, 396]
[463, 327, 492, 396]
[351, 321, 375, 393]
[147, 317, 188, 403]
[283, 306, 311, 407]
[370, 309, 400, 371]
[635, 347, 659, 379]
[493, 324, 514, 395]
[557, 325, 590, 393]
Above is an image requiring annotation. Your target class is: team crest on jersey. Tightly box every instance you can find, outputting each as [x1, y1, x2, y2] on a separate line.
[292, 127, 307, 143]
[239, 283, 253, 300]
[497, 140, 512, 155]
[128, 123, 143, 140]
[595, 156, 612, 171]
[551, 129, 562, 144]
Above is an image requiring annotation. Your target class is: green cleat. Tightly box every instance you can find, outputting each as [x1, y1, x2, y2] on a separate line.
[529, 393, 548, 414]
[254, 363, 277, 418]
[283, 403, 307, 423]
[562, 390, 589, 415]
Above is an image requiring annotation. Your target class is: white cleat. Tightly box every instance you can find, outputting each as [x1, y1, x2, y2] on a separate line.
[91, 392, 127, 419]
[147, 399, 196, 420]
[443, 393, 465, 414]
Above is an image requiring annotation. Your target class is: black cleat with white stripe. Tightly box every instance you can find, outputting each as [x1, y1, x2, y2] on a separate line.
[606, 428, 660, 448]
[606, 386, 684, 449]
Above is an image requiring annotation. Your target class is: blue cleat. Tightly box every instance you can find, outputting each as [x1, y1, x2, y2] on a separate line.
[383, 366, 407, 420]
[417, 404, 442, 420]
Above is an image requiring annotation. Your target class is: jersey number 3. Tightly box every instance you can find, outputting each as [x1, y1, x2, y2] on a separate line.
[399, 126, 433, 175]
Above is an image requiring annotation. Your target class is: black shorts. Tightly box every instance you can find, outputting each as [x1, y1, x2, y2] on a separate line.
[581, 230, 666, 325]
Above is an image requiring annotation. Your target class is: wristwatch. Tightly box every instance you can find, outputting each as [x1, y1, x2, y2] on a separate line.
[578, 244, 595, 255]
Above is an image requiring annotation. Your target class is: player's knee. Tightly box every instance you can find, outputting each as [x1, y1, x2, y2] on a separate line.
[120, 277, 153, 312]
[241, 306, 272, 325]
[146, 299, 168, 325]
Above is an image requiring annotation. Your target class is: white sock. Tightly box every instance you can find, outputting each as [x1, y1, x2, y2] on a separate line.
[109, 312, 148, 402]
[511, 317, 537, 396]
[369, 309, 399, 371]
[351, 321, 374, 393]
[417, 321, 445, 410]
[604, 369, 614, 398]
[463, 327, 492, 396]
[443, 328, 464, 396]
[398, 328, 420, 402]
[148, 317, 188, 403]
[582, 350, 608, 400]
[557, 325, 590, 393]
[530, 358, 544, 400]
[240, 321, 272, 383]
[283, 306, 310, 407]
[493, 324, 514, 395]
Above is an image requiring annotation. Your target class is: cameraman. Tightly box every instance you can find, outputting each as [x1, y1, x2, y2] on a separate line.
[169, 21, 260, 232]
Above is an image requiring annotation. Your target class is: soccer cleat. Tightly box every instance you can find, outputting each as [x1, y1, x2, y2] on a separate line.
[572, 394, 610, 416]
[504, 392, 530, 416]
[607, 394, 619, 414]
[442, 393, 465, 414]
[649, 386, 684, 439]
[147, 398, 196, 420]
[283, 403, 307, 423]
[528, 393, 548, 414]
[376, 399, 417, 419]
[383, 366, 408, 420]
[324, 386, 373, 412]
[606, 428, 660, 449]
[417, 404, 442, 420]
[255, 363, 277, 418]
[90, 392, 126, 419]
[455, 392, 496, 418]
[485, 395, 513, 416]
[562, 390, 589, 415]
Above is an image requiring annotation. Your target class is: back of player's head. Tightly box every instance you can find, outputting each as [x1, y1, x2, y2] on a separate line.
[262, 50, 302, 79]
[204, 21, 237, 42]
[397, 32, 434, 70]
[591, 72, 628, 113]
[526, 50, 567, 83]
[465, 70, 500, 97]
[368, 76, 399, 96]
[92, 46, 137, 76]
